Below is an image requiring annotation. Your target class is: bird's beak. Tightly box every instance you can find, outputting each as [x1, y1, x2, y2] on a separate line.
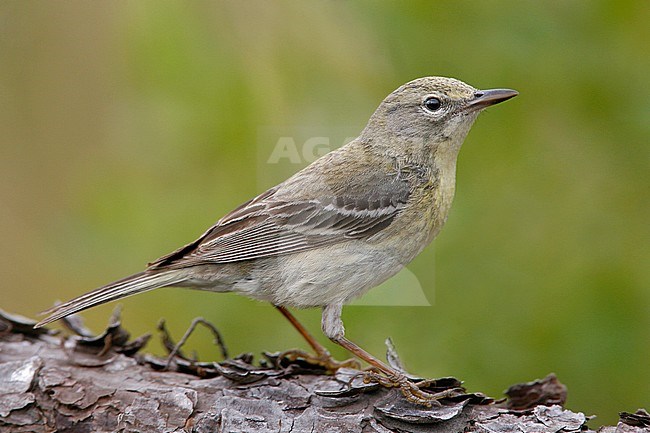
[468, 88, 518, 110]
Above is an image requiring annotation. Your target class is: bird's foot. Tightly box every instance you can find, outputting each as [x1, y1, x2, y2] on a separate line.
[277, 348, 361, 373]
[363, 369, 461, 407]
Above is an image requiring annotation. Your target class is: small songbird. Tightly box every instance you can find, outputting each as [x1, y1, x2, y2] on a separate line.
[36, 77, 517, 405]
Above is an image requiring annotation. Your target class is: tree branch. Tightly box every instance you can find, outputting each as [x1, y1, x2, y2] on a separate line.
[0, 309, 647, 432]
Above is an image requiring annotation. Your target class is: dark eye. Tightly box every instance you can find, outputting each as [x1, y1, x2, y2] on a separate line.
[423, 97, 442, 112]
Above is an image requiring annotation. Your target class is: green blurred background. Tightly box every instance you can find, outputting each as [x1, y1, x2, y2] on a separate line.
[1, 1, 648, 425]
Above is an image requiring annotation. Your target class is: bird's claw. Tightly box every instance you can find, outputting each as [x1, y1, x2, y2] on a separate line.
[363, 369, 458, 407]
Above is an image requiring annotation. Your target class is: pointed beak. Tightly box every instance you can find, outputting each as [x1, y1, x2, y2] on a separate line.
[467, 88, 518, 110]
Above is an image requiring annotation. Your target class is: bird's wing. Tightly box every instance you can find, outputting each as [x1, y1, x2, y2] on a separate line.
[148, 175, 411, 268]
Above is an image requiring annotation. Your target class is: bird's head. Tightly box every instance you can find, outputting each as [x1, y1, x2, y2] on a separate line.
[362, 76, 517, 163]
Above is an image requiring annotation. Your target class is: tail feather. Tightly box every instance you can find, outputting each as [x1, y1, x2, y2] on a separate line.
[35, 270, 186, 328]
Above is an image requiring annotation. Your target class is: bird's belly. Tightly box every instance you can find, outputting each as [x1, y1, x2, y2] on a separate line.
[236, 243, 407, 308]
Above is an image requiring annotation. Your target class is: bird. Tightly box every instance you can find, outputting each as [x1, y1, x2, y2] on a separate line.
[35, 76, 517, 406]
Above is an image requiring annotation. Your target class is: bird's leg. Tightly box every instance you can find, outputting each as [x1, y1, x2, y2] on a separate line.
[321, 304, 458, 407]
[275, 305, 360, 372]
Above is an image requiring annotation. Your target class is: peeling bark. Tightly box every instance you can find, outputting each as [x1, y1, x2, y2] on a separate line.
[0, 310, 648, 433]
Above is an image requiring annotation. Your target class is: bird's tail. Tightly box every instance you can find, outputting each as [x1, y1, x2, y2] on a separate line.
[34, 270, 186, 328]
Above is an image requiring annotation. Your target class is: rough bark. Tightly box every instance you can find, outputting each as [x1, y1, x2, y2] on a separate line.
[0, 310, 648, 433]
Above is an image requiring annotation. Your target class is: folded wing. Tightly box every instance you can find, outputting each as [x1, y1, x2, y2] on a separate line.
[149, 177, 411, 269]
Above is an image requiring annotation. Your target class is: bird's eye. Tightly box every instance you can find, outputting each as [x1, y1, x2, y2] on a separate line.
[423, 97, 442, 112]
